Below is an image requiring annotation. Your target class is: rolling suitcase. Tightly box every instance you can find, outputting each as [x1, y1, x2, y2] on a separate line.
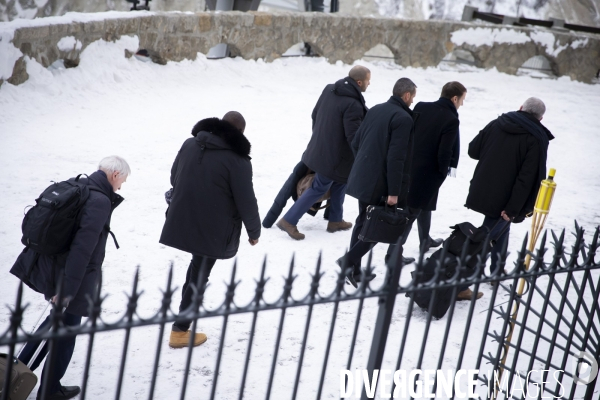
[0, 305, 50, 400]
[408, 221, 510, 318]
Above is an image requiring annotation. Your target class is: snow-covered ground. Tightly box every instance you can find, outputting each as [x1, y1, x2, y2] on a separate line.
[1, 35, 599, 399]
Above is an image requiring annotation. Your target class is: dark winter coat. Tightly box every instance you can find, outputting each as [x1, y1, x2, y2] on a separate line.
[407, 97, 460, 211]
[346, 96, 417, 206]
[160, 118, 261, 259]
[10, 170, 123, 317]
[301, 77, 368, 184]
[466, 111, 554, 221]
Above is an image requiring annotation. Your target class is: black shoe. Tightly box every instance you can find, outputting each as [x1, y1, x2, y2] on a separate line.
[336, 257, 355, 286]
[345, 271, 377, 288]
[384, 254, 415, 265]
[345, 273, 358, 288]
[403, 256, 416, 264]
[422, 237, 443, 251]
[428, 238, 443, 248]
[38, 385, 81, 400]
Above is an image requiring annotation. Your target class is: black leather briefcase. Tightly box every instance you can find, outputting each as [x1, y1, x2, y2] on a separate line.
[358, 205, 411, 244]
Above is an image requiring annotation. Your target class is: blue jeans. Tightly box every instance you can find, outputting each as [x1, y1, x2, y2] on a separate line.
[18, 312, 82, 395]
[481, 216, 511, 274]
[283, 173, 345, 226]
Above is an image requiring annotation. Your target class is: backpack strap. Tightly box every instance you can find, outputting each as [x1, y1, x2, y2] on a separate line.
[74, 173, 89, 182]
[106, 226, 119, 249]
[88, 186, 120, 250]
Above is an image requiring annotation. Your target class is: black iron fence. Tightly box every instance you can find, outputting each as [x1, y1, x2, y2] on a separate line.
[1, 223, 599, 400]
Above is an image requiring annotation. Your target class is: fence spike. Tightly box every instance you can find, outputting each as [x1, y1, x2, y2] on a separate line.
[253, 256, 269, 307]
[566, 222, 585, 268]
[530, 231, 548, 272]
[281, 254, 296, 304]
[585, 226, 600, 266]
[514, 232, 529, 275]
[309, 252, 324, 298]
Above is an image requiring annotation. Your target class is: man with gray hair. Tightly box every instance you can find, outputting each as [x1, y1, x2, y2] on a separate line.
[11, 156, 129, 399]
[337, 77, 418, 287]
[466, 97, 554, 280]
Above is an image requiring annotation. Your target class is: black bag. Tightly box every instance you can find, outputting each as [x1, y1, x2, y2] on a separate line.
[408, 222, 508, 319]
[358, 204, 411, 244]
[21, 175, 90, 256]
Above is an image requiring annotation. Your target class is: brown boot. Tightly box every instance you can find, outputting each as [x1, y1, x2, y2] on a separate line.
[169, 330, 208, 348]
[276, 218, 305, 240]
[327, 220, 353, 233]
[457, 288, 483, 301]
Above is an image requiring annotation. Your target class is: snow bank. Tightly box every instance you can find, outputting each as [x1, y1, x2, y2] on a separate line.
[1, 36, 599, 399]
[451, 27, 530, 47]
[451, 26, 590, 57]
[0, 31, 22, 80]
[56, 36, 82, 52]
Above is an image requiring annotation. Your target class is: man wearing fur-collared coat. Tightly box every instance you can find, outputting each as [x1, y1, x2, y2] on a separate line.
[160, 112, 261, 348]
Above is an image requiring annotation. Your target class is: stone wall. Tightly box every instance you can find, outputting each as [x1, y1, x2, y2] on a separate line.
[2, 11, 599, 86]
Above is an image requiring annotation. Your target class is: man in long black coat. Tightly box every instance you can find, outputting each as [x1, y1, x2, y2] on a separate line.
[386, 82, 467, 264]
[275, 65, 370, 240]
[11, 156, 129, 400]
[160, 112, 261, 348]
[337, 77, 418, 287]
[466, 97, 553, 276]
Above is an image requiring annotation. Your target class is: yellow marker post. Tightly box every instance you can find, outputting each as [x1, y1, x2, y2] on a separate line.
[493, 169, 557, 399]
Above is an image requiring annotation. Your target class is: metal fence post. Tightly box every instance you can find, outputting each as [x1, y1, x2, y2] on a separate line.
[361, 244, 404, 400]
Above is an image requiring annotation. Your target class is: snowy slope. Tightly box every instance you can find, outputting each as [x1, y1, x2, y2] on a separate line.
[0, 36, 599, 399]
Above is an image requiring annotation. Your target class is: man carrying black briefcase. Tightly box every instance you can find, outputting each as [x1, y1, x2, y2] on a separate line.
[337, 78, 418, 287]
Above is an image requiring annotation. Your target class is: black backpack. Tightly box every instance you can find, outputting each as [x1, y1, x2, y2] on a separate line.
[408, 222, 495, 319]
[21, 175, 91, 256]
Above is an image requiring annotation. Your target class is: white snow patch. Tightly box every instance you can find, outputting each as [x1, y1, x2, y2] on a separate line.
[0, 31, 22, 80]
[57, 36, 82, 52]
[451, 27, 531, 47]
[530, 31, 568, 57]
[571, 38, 589, 49]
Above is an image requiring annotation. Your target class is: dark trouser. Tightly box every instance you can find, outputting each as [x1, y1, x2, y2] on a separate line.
[344, 201, 410, 275]
[262, 161, 308, 228]
[344, 201, 375, 274]
[385, 208, 430, 259]
[283, 173, 345, 225]
[310, 0, 324, 11]
[173, 254, 217, 332]
[481, 216, 511, 274]
[18, 312, 82, 395]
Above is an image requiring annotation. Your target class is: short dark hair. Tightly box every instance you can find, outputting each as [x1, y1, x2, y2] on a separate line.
[392, 78, 417, 97]
[349, 65, 370, 82]
[223, 111, 246, 133]
[440, 81, 467, 100]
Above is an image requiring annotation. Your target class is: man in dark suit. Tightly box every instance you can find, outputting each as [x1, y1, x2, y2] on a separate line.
[466, 97, 553, 280]
[160, 111, 261, 348]
[275, 66, 370, 240]
[337, 77, 418, 287]
[386, 81, 467, 265]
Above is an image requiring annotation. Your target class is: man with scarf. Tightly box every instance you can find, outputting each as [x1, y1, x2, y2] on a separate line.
[466, 97, 553, 278]
[385, 81, 467, 269]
